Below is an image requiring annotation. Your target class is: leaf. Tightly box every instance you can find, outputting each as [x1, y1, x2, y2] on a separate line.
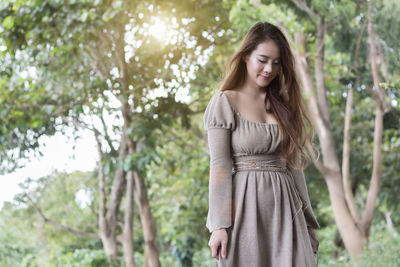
[3, 16, 14, 29]
[80, 11, 89, 22]
[72, 105, 83, 114]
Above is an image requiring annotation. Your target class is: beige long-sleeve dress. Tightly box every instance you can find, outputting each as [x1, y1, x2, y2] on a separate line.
[203, 90, 321, 267]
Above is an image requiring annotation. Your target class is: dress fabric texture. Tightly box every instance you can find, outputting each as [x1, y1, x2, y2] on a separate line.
[203, 90, 321, 267]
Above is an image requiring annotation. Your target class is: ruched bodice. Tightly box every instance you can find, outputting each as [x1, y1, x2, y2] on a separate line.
[231, 120, 281, 156]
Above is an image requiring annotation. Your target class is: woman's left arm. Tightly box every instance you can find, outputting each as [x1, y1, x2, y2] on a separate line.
[288, 166, 321, 229]
[289, 166, 320, 254]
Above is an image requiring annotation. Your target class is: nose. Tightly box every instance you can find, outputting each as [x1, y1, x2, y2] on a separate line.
[263, 62, 272, 73]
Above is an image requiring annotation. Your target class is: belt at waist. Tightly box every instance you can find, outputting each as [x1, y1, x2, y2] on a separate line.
[232, 153, 306, 221]
[232, 154, 287, 173]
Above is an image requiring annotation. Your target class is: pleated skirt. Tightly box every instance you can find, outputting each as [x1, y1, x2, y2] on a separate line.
[215, 169, 317, 267]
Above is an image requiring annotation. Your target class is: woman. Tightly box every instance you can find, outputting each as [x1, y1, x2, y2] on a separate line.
[203, 22, 321, 267]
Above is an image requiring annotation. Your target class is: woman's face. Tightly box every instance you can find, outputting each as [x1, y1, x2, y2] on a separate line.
[244, 39, 281, 89]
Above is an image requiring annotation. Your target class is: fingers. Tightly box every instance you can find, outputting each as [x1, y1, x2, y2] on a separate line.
[220, 240, 227, 258]
[208, 240, 220, 259]
[208, 241, 227, 259]
[208, 229, 228, 260]
[211, 245, 220, 259]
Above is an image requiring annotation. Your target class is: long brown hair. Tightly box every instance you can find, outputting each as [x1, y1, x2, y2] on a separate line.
[218, 21, 319, 169]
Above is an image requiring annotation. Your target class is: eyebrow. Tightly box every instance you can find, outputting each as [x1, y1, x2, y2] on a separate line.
[257, 54, 280, 60]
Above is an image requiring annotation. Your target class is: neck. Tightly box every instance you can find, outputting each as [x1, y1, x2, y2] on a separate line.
[239, 78, 266, 99]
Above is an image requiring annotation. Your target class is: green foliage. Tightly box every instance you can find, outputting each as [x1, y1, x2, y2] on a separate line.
[146, 120, 210, 266]
[0, 0, 231, 174]
[227, 0, 308, 46]
[315, 223, 350, 266]
[0, 202, 39, 266]
[0, 171, 103, 266]
[374, 0, 400, 76]
[57, 249, 108, 267]
[354, 224, 400, 267]
[315, 221, 400, 266]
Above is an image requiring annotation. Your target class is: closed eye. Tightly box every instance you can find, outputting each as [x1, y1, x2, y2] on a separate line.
[258, 60, 280, 65]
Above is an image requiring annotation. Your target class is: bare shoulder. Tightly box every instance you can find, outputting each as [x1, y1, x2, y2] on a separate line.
[221, 89, 238, 98]
[221, 90, 239, 110]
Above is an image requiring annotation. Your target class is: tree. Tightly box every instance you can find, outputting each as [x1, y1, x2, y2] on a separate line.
[0, 0, 231, 266]
[224, 0, 399, 259]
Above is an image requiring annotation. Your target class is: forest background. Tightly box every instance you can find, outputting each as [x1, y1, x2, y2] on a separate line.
[0, 0, 399, 266]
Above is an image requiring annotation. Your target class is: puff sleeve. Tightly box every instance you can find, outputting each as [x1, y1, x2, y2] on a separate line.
[288, 165, 321, 229]
[203, 91, 236, 233]
[203, 91, 236, 132]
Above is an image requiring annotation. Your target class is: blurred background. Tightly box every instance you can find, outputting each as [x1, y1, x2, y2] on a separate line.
[0, 0, 399, 266]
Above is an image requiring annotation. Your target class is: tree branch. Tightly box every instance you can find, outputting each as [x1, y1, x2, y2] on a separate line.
[315, 16, 331, 126]
[290, 0, 317, 21]
[365, 1, 391, 113]
[26, 194, 99, 239]
[105, 128, 127, 234]
[83, 44, 109, 80]
[342, 85, 360, 224]
[341, 18, 367, 225]
[361, 1, 387, 237]
[93, 128, 107, 228]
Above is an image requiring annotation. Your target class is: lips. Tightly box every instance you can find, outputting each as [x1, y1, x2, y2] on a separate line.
[259, 74, 271, 80]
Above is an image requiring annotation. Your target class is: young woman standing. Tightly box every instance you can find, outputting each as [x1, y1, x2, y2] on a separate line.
[203, 21, 320, 267]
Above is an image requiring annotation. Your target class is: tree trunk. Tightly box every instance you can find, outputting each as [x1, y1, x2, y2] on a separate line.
[324, 174, 366, 256]
[96, 128, 127, 265]
[294, 31, 367, 258]
[120, 170, 136, 267]
[100, 235, 120, 266]
[133, 171, 161, 267]
[117, 97, 138, 267]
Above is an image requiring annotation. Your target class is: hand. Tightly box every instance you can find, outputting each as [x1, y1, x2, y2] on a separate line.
[307, 227, 319, 254]
[208, 228, 228, 259]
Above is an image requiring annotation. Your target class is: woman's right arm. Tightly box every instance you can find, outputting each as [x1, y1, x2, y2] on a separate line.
[206, 127, 233, 259]
[206, 127, 233, 233]
[203, 91, 236, 259]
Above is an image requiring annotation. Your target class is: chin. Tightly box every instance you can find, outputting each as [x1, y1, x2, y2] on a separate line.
[257, 82, 271, 88]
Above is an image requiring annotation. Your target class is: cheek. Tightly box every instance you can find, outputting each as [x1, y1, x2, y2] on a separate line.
[247, 58, 263, 73]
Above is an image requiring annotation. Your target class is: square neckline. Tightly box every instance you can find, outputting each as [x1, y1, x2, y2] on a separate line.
[219, 91, 279, 127]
